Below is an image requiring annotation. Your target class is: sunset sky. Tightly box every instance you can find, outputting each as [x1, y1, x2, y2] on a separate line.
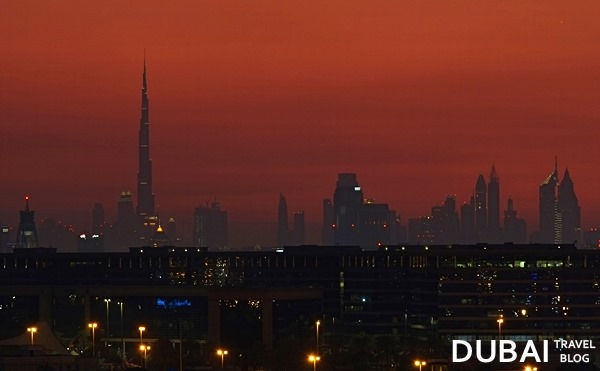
[2, 1, 600, 246]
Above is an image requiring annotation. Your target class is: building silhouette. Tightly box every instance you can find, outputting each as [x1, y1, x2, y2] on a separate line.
[276, 193, 289, 246]
[475, 174, 487, 242]
[407, 195, 458, 245]
[408, 216, 434, 244]
[360, 200, 391, 248]
[329, 174, 399, 247]
[487, 165, 500, 242]
[583, 228, 600, 249]
[116, 191, 135, 230]
[558, 168, 581, 245]
[276, 194, 306, 246]
[111, 191, 137, 249]
[460, 196, 475, 244]
[333, 173, 363, 246]
[539, 161, 560, 243]
[503, 196, 527, 243]
[439, 195, 460, 244]
[193, 202, 228, 250]
[15, 196, 39, 249]
[166, 217, 180, 244]
[37, 219, 77, 252]
[136, 57, 157, 236]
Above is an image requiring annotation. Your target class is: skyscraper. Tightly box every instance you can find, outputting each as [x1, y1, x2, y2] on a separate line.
[503, 196, 527, 243]
[166, 217, 179, 244]
[460, 196, 475, 244]
[441, 195, 460, 244]
[475, 174, 487, 241]
[487, 165, 500, 242]
[361, 200, 392, 247]
[112, 191, 137, 249]
[277, 193, 289, 246]
[408, 216, 435, 245]
[193, 202, 228, 250]
[15, 196, 39, 249]
[137, 57, 155, 220]
[116, 191, 135, 230]
[558, 168, 581, 244]
[333, 173, 363, 246]
[539, 161, 559, 244]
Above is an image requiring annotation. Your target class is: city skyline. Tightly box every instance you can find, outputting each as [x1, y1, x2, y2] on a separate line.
[0, 163, 586, 249]
[2, 1, 600, 247]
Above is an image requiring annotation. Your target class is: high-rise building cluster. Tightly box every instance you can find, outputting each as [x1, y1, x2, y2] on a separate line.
[0, 63, 590, 251]
[313, 163, 580, 248]
[276, 194, 305, 246]
[320, 173, 404, 248]
[419, 165, 527, 245]
[0, 59, 228, 252]
[409, 167, 513, 245]
[403, 162, 581, 246]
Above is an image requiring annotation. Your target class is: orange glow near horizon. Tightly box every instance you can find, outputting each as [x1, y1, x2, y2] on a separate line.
[2, 1, 600, 247]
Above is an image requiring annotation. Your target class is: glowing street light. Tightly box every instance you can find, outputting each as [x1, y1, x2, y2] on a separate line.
[308, 354, 320, 371]
[140, 344, 151, 368]
[138, 326, 146, 345]
[497, 316, 504, 339]
[316, 320, 321, 354]
[104, 299, 111, 346]
[414, 360, 427, 371]
[27, 327, 37, 345]
[524, 366, 538, 371]
[216, 349, 228, 369]
[88, 323, 98, 356]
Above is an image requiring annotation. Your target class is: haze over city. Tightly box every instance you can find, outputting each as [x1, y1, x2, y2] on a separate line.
[2, 1, 600, 247]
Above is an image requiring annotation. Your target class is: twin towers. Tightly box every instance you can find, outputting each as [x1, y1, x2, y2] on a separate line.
[472, 161, 580, 245]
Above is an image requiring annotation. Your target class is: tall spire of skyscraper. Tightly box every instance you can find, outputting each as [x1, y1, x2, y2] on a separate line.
[137, 55, 155, 218]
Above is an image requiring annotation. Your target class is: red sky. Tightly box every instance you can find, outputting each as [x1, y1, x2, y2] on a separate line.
[2, 1, 600, 246]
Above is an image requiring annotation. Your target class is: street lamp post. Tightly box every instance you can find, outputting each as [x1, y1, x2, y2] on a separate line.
[316, 320, 320, 354]
[118, 302, 124, 360]
[497, 317, 504, 339]
[308, 354, 320, 371]
[140, 345, 150, 368]
[139, 326, 145, 345]
[88, 323, 98, 356]
[414, 360, 427, 371]
[27, 327, 37, 345]
[104, 299, 111, 346]
[216, 349, 228, 369]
